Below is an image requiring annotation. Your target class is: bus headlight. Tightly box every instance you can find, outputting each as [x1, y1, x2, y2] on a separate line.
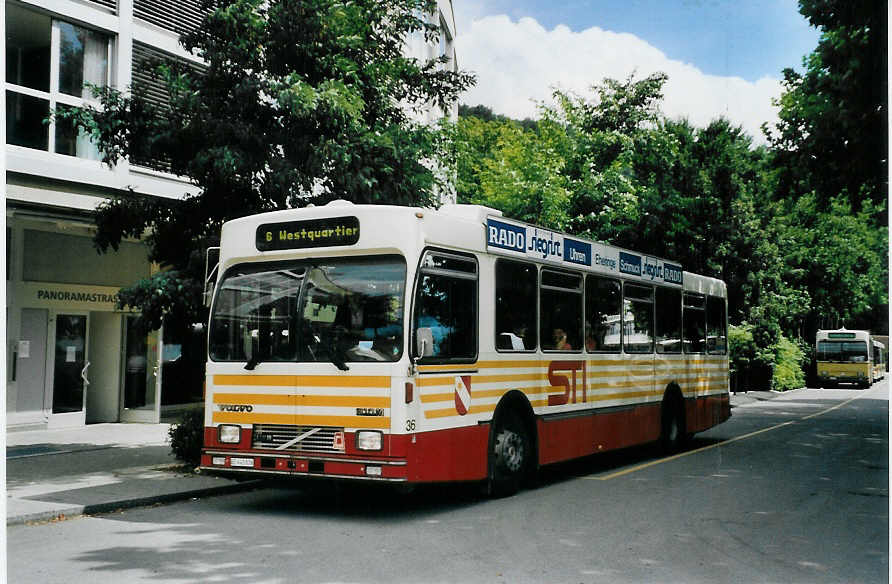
[218, 424, 242, 444]
[356, 430, 383, 451]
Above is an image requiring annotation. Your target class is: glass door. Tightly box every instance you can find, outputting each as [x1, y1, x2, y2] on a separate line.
[48, 312, 89, 426]
[120, 315, 161, 423]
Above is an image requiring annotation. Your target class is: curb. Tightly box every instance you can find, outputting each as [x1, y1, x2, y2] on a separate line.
[7, 479, 267, 527]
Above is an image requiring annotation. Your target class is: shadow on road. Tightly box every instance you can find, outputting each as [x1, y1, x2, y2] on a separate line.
[217, 437, 730, 518]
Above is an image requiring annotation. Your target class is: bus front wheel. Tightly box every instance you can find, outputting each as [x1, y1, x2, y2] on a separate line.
[487, 411, 530, 497]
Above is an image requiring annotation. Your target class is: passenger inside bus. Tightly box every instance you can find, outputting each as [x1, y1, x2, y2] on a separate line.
[552, 328, 572, 350]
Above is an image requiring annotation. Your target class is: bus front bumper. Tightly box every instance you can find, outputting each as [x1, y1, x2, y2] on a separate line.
[199, 450, 409, 482]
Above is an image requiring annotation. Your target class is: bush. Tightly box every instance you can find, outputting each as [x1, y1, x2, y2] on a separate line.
[168, 408, 205, 466]
[729, 324, 773, 391]
[772, 335, 806, 391]
[729, 324, 806, 392]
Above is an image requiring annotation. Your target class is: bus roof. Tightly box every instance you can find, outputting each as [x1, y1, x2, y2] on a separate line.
[218, 201, 726, 294]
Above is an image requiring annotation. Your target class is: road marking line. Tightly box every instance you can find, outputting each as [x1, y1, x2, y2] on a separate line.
[586, 394, 863, 481]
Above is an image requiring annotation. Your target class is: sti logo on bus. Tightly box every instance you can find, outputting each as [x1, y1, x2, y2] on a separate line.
[619, 252, 642, 276]
[487, 218, 525, 253]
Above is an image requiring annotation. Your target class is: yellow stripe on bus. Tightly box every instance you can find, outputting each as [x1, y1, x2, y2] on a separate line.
[418, 359, 727, 376]
[421, 381, 729, 419]
[417, 372, 548, 388]
[212, 411, 390, 428]
[423, 389, 666, 419]
[420, 378, 722, 406]
[213, 393, 389, 408]
[417, 359, 654, 374]
[213, 375, 390, 388]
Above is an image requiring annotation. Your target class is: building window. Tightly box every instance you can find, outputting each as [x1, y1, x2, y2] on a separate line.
[5, 4, 110, 159]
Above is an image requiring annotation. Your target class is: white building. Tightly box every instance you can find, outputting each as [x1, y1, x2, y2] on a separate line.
[4, 0, 459, 429]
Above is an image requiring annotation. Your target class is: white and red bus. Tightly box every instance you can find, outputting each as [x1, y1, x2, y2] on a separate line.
[199, 201, 731, 494]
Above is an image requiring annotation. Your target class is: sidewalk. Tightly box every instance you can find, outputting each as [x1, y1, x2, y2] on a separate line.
[728, 389, 784, 406]
[6, 423, 263, 526]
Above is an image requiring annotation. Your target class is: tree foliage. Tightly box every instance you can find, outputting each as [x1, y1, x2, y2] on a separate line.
[765, 0, 887, 218]
[453, 0, 888, 387]
[453, 115, 571, 226]
[65, 0, 474, 328]
[764, 0, 888, 336]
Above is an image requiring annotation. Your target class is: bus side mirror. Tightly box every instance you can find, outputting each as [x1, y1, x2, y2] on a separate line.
[204, 247, 220, 307]
[416, 328, 434, 357]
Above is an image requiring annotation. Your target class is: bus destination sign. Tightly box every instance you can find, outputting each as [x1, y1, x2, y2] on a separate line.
[827, 332, 857, 339]
[486, 216, 683, 286]
[256, 216, 360, 251]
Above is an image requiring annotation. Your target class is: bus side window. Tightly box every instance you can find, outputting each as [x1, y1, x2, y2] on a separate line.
[413, 251, 478, 362]
[655, 286, 682, 354]
[540, 269, 583, 352]
[706, 295, 727, 354]
[623, 283, 654, 354]
[495, 259, 537, 351]
[683, 292, 706, 354]
[585, 275, 621, 353]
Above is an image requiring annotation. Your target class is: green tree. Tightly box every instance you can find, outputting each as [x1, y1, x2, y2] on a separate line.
[452, 110, 570, 227]
[63, 0, 474, 329]
[545, 72, 670, 244]
[451, 114, 514, 205]
[458, 104, 538, 131]
[765, 0, 888, 336]
[778, 193, 888, 332]
[765, 0, 887, 217]
[475, 120, 571, 227]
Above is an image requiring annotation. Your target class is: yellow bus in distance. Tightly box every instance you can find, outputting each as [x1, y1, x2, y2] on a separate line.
[816, 329, 884, 388]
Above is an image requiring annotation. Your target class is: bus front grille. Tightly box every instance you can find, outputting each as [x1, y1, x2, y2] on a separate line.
[252, 424, 344, 453]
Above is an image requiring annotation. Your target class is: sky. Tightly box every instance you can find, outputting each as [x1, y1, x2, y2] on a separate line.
[452, 0, 822, 143]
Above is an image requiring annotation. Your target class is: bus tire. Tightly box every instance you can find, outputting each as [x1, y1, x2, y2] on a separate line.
[660, 393, 686, 454]
[487, 410, 530, 497]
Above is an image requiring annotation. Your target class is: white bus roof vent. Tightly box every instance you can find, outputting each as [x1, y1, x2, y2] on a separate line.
[438, 204, 503, 223]
[325, 199, 355, 207]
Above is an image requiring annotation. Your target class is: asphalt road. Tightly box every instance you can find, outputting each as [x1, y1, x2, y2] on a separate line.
[8, 382, 888, 584]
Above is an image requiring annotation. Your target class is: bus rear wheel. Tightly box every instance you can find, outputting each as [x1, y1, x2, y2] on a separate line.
[660, 397, 687, 454]
[488, 411, 530, 497]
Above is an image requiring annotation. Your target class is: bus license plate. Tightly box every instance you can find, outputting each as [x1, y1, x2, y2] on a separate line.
[230, 457, 255, 468]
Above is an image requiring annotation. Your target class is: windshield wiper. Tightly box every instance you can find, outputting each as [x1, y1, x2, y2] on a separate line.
[245, 335, 263, 370]
[244, 354, 262, 370]
[329, 342, 350, 371]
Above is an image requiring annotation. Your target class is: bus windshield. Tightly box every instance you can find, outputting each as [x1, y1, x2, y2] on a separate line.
[209, 256, 406, 366]
[817, 340, 869, 363]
